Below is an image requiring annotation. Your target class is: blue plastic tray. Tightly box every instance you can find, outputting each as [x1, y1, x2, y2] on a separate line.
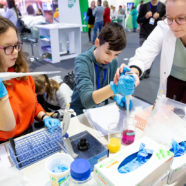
[8, 127, 64, 169]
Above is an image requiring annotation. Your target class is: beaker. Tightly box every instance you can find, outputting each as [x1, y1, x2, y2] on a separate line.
[122, 116, 137, 145]
[107, 123, 122, 153]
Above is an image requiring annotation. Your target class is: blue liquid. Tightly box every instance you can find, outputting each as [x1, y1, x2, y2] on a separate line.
[52, 164, 68, 173]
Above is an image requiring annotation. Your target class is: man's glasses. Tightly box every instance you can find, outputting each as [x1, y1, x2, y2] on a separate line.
[164, 16, 186, 25]
[0, 42, 22, 55]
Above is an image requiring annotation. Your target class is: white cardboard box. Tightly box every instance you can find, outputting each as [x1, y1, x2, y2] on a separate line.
[167, 153, 186, 184]
[94, 137, 174, 186]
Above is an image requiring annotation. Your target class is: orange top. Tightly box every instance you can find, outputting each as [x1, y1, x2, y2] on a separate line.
[0, 68, 44, 141]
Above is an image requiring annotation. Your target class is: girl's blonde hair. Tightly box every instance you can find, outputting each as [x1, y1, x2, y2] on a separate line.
[103, 0, 109, 8]
[34, 75, 60, 101]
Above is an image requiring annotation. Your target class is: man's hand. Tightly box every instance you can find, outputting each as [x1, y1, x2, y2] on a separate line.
[153, 12, 159, 19]
[114, 64, 140, 87]
[145, 11, 152, 19]
[110, 74, 135, 96]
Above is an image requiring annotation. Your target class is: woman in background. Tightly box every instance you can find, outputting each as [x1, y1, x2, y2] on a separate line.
[103, 0, 111, 26]
[130, 6, 138, 32]
[4, 0, 18, 26]
[115, 0, 186, 104]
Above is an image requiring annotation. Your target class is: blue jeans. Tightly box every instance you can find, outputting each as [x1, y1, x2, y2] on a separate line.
[92, 21, 103, 43]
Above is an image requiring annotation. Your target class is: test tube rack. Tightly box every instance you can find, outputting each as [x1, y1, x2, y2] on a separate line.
[8, 127, 64, 169]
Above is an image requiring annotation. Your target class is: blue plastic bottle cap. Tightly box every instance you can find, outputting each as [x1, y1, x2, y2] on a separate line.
[70, 158, 91, 181]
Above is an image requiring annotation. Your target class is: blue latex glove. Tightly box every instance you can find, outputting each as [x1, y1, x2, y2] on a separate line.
[114, 94, 133, 110]
[121, 66, 131, 76]
[110, 74, 135, 96]
[170, 140, 186, 157]
[118, 143, 153, 173]
[0, 78, 8, 98]
[44, 117, 61, 132]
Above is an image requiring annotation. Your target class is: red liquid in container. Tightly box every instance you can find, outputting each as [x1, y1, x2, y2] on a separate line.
[122, 129, 135, 145]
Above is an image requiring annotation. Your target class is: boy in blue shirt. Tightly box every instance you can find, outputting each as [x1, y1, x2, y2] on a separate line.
[71, 22, 136, 115]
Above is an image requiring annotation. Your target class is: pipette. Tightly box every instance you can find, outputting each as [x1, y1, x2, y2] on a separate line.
[122, 71, 135, 145]
[125, 95, 132, 119]
[0, 71, 61, 81]
[124, 71, 135, 119]
[61, 105, 78, 158]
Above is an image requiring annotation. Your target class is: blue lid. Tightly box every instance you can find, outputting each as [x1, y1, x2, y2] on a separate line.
[70, 158, 91, 181]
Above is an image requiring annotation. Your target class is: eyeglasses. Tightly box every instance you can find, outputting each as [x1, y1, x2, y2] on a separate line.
[164, 16, 186, 25]
[0, 42, 22, 55]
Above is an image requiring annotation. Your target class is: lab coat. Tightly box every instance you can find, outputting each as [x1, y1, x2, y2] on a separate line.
[128, 20, 176, 95]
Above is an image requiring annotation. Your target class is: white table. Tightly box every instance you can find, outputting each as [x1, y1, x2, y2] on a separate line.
[0, 104, 185, 186]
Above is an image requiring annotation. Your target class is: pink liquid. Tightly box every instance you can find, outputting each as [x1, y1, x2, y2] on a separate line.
[122, 129, 135, 145]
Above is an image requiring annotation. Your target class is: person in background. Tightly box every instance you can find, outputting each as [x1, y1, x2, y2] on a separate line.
[137, 0, 144, 13]
[0, 4, 5, 16]
[87, 1, 95, 44]
[110, 5, 117, 20]
[44, 10, 53, 23]
[3, 0, 18, 26]
[70, 22, 136, 115]
[114, 0, 186, 104]
[137, 0, 166, 78]
[118, 5, 126, 28]
[92, 0, 104, 44]
[0, 17, 60, 142]
[103, 0, 111, 26]
[26, 4, 34, 15]
[130, 6, 138, 32]
[34, 74, 73, 114]
[53, 8, 59, 22]
[118, 5, 125, 15]
[21, 4, 45, 29]
[36, 8, 43, 16]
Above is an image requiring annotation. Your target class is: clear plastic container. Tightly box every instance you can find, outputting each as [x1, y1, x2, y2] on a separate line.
[69, 158, 97, 186]
[107, 124, 121, 153]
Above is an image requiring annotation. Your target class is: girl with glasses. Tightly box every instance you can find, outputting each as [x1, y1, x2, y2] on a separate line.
[0, 17, 61, 142]
[115, 0, 186, 104]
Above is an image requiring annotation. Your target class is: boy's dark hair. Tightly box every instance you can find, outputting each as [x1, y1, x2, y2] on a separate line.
[98, 22, 126, 51]
[27, 5, 35, 15]
[7, 0, 16, 9]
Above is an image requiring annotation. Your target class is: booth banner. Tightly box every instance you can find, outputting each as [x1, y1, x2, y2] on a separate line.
[68, 0, 76, 8]
[58, 0, 81, 26]
[79, 0, 89, 32]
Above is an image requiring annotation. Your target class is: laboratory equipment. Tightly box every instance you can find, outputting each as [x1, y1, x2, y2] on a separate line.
[107, 125, 121, 153]
[122, 113, 136, 145]
[69, 131, 108, 171]
[8, 126, 63, 169]
[46, 153, 73, 186]
[69, 158, 97, 186]
[0, 71, 61, 81]
[61, 104, 78, 158]
[122, 71, 136, 145]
